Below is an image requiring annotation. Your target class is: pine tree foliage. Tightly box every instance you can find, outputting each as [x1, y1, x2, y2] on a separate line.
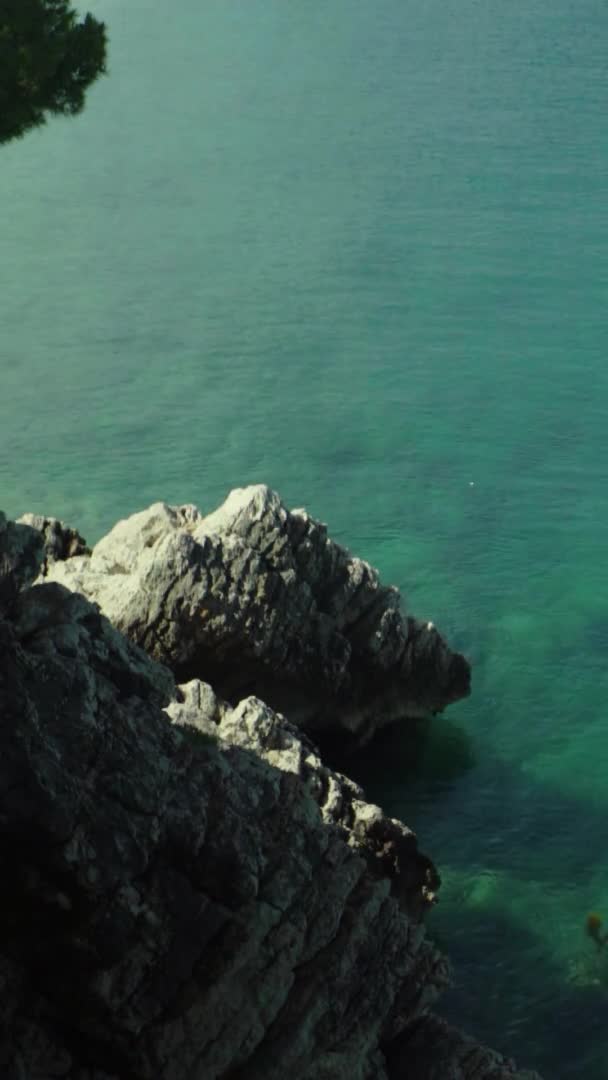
[0, 0, 107, 145]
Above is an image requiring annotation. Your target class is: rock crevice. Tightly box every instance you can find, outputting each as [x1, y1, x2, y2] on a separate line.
[0, 496, 540, 1079]
[36, 486, 470, 745]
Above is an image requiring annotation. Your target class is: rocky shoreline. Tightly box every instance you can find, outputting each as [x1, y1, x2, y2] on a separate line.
[0, 487, 541, 1079]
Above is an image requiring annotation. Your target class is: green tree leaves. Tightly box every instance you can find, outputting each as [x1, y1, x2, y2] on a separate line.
[0, 0, 107, 145]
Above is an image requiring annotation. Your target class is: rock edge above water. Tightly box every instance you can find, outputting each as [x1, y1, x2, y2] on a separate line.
[0, 496, 540, 1079]
[30, 485, 471, 746]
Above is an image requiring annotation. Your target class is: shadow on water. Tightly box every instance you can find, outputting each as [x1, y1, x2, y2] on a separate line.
[337, 713, 608, 895]
[427, 901, 608, 1079]
[342, 713, 477, 789]
[334, 711, 608, 1077]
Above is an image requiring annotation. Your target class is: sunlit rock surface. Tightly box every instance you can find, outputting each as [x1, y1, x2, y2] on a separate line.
[40, 485, 470, 745]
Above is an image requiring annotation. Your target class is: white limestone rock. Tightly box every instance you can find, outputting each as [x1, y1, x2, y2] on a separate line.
[41, 485, 471, 744]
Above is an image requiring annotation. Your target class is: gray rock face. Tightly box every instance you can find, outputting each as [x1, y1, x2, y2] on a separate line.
[0, 571, 537, 1079]
[0, 504, 539, 1079]
[17, 512, 90, 569]
[41, 486, 470, 744]
[0, 510, 43, 610]
[167, 680, 440, 916]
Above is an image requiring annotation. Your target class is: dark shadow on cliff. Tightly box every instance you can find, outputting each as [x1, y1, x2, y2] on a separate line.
[6, 518, 608, 1077]
[0, 586, 449, 1079]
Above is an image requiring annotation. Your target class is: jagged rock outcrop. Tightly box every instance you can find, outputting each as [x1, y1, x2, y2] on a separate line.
[0, 541, 539, 1079]
[384, 1014, 542, 1080]
[0, 508, 540, 1079]
[38, 486, 470, 745]
[167, 680, 440, 916]
[0, 509, 44, 609]
[17, 513, 90, 570]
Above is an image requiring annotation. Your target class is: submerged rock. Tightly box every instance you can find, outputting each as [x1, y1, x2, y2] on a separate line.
[40, 485, 470, 744]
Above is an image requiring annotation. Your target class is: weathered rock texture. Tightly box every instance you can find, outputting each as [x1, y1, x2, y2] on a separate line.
[17, 512, 90, 570]
[0, 509, 44, 609]
[0, 506, 540, 1079]
[39, 486, 470, 746]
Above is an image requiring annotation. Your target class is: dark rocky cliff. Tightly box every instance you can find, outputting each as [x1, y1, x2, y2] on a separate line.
[0, 494, 540, 1079]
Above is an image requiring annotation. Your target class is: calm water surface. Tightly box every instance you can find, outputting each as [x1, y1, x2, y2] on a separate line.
[2, 2, 608, 1075]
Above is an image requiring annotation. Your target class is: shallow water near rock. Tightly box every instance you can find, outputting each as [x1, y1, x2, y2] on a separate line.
[2, 0, 608, 1075]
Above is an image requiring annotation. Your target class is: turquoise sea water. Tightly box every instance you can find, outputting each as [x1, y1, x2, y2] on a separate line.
[2, 1, 608, 1074]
